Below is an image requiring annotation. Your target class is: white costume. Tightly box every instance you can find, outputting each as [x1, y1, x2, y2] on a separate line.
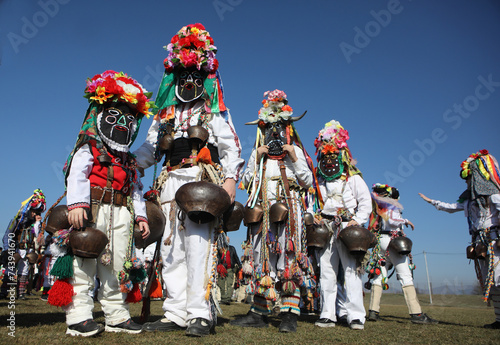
[315, 174, 372, 324]
[134, 100, 244, 326]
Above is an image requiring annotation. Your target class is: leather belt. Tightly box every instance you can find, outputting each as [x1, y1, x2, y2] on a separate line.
[91, 187, 128, 206]
[379, 230, 402, 235]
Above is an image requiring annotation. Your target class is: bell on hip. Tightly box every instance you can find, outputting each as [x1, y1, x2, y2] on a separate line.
[134, 200, 166, 249]
[69, 227, 109, 258]
[475, 243, 488, 260]
[269, 202, 288, 224]
[338, 225, 376, 259]
[175, 181, 232, 224]
[45, 205, 71, 235]
[243, 204, 264, 225]
[388, 236, 413, 255]
[306, 214, 331, 249]
[223, 201, 245, 232]
[26, 252, 38, 264]
[466, 245, 476, 259]
[158, 134, 174, 154]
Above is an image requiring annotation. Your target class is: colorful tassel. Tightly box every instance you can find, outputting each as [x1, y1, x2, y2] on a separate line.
[50, 254, 74, 279]
[48, 279, 74, 307]
[125, 283, 142, 303]
[282, 281, 297, 295]
[120, 280, 133, 293]
[129, 267, 147, 284]
[196, 147, 212, 164]
[265, 287, 277, 301]
[149, 278, 163, 299]
[260, 275, 273, 288]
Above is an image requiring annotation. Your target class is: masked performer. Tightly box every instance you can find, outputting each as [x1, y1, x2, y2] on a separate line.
[230, 90, 313, 333]
[420, 149, 500, 329]
[366, 183, 437, 324]
[134, 23, 244, 337]
[57, 70, 152, 337]
[309, 119, 372, 330]
[0, 189, 45, 300]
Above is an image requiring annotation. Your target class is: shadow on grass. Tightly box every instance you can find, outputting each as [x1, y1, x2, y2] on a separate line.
[381, 314, 471, 327]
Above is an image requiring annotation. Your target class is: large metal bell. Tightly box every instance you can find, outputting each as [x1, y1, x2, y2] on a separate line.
[69, 227, 109, 258]
[305, 214, 331, 248]
[134, 200, 166, 249]
[338, 225, 376, 258]
[223, 201, 244, 232]
[388, 236, 413, 255]
[175, 181, 232, 224]
[269, 202, 288, 224]
[26, 252, 39, 264]
[45, 205, 70, 234]
[243, 204, 264, 225]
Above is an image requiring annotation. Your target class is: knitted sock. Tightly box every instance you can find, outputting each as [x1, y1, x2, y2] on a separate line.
[280, 287, 301, 315]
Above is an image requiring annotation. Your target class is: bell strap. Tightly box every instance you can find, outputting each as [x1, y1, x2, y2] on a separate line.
[278, 159, 296, 236]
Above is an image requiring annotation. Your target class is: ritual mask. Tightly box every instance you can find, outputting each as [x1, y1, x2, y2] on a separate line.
[263, 120, 288, 157]
[175, 68, 207, 103]
[318, 152, 343, 180]
[97, 102, 138, 152]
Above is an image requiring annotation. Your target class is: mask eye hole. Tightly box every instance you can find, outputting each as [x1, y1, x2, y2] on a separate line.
[105, 115, 117, 124]
[179, 71, 189, 78]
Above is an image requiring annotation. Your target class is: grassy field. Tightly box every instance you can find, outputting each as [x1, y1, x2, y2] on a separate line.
[1, 292, 498, 344]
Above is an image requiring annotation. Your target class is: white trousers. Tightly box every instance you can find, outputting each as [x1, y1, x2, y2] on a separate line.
[65, 204, 132, 326]
[319, 232, 365, 324]
[372, 234, 414, 287]
[159, 166, 214, 327]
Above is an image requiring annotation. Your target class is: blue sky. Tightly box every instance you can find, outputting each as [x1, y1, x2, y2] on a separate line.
[1, 0, 499, 292]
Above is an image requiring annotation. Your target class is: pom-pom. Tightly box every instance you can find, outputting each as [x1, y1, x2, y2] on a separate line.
[149, 278, 163, 299]
[48, 279, 74, 307]
[282, 281, 297, 295]
[49, 242, 67, 258]
[260, 275, 273, 288]
[382, 283, 389, 290]
[125, 283, 142, 303]
[286, 239, 295, 253]
[196, 147, 212, 164]
[50, 254, 74, 279]
[265, 287, 277, 301]
[242, 262, 253, 275]
[129, 267, 147, 283]
[120, 280, 133, 293]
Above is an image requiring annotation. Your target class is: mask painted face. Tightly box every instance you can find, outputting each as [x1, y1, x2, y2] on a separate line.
[263, 121, 288, 157]
[318, 152, 343, 180]
[175, 68, 206, 103]
[97, 103, 138, 152]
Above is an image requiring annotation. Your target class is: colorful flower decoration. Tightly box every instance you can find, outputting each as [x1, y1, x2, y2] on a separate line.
[258, 89, 293, 123]
[314, 119, 350, 150]
[30, 189, 46, 211]
[460, 149, 500, 188]
[163, 23, 218, 73]
[84, 70, 154, 118]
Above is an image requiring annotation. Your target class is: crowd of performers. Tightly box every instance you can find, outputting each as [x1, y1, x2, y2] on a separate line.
[1, 22, 499, 337]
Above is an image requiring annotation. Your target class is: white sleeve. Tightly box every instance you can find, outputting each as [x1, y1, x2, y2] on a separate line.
[290, 146, 313, 189]
[210, 112, 245, 181]
[133, 118, 160, 170]
[386, 209, 407, 228]
[241, 149, 257, 189]
[66, 144, 93, 209]
[431, 199, 464, 213]
[131, 183, 147, 221]
[350, 175, 372, 226]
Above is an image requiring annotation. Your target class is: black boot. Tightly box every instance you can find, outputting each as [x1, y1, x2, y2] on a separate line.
[279, 312, 297, 333]
[230, 311, 268, 328]
[367, 310, 381, 321]
[410, 313, 438, 324]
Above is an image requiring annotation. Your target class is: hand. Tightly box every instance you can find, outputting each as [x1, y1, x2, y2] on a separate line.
[346, 219, 359, 227]
[282, 144, 298, 163]
[418, 193, 432, 203]
[313, 214, 322, 225]
[406, 220, 415, 230]
[256, 146, 269, 161]
[222, 178, 236, 203]
[138, 221, 150, 239]
[68, 208, 88, 229]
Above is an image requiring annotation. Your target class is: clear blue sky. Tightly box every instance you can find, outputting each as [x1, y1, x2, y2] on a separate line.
[1, 0, 499, 292]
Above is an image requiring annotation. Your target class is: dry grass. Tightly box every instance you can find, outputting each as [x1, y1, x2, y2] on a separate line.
[1, 292, 499, 344]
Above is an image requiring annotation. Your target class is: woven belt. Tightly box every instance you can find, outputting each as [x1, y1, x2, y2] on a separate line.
[379, 230, 402, 236]
[166, 158, 196, 172]
[91, 187, 128, 206]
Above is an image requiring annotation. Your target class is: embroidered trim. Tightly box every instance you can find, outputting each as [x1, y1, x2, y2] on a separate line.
[67, 202, 90, 211]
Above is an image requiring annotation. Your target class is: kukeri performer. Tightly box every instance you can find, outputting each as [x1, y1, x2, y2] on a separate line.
[51, 70, 152, 337]
[309, 119, 372, 330]
[420, 149, 500, 329]
[0, 189, 46, 300]
[134, 23, 244, 337]
[366, 183, 437, 324]
[230, 90, 314, 333]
